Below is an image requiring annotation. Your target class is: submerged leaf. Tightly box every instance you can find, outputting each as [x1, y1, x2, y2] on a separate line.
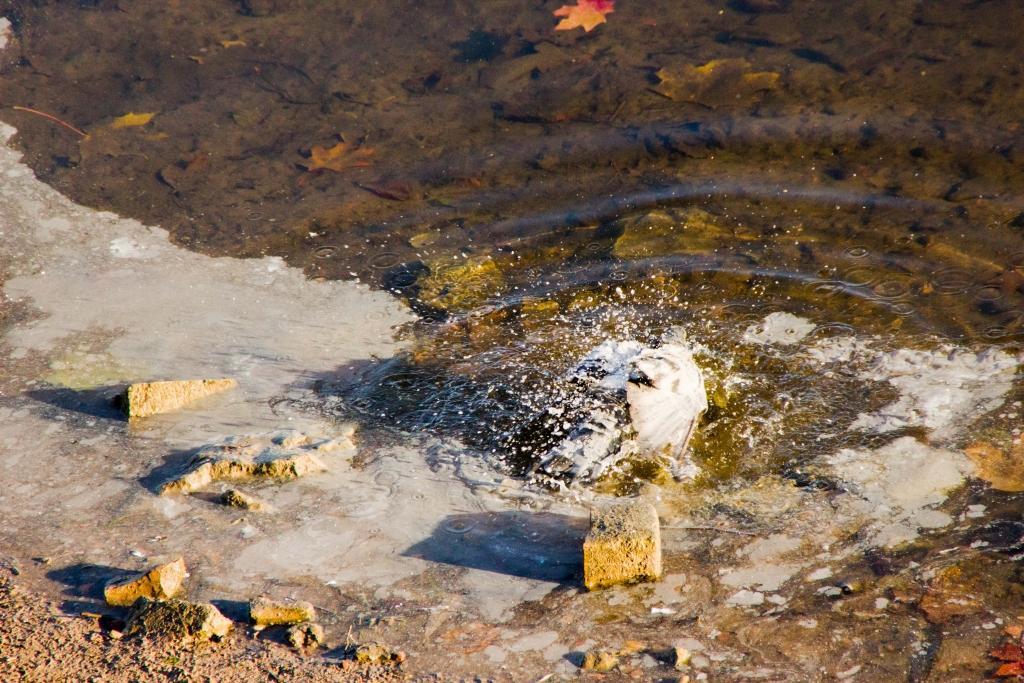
[553, 0, 614, 32]
[111, 112, 156, 129]
[991, 643, 1024, 662]
[302, 141, 375, 173]
[995, 662, 1024, 677]
[654, 59, 779, 108]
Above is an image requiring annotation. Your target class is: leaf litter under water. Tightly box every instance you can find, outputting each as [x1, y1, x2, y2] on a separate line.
[553, 0, 615, 32]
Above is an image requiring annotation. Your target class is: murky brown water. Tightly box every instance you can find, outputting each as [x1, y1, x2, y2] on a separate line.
[3, 1, 1024, 680]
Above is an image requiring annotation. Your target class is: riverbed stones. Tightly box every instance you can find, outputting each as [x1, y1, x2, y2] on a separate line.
[103, 557, 187, 607]
[583, 500, 662, 590]
[122, 378, 236, 418]
[125, 597, 232, 643]
[160, 429, 352, 495]
[249, 596, 316, 626]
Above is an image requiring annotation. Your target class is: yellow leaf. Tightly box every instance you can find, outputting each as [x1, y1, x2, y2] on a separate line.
[302, 141, 375, 173]
[111, 112, 156, 129]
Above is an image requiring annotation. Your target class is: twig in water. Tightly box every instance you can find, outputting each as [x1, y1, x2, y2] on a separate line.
[663, 524, 760, 536]
[11, 106, 87, 137]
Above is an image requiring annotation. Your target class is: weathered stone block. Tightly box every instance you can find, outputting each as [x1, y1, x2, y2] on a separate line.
[125, 597, 232, 643]
[123, 378, 236, 418]
[104, 557, 187, 607]
[249, 596, 316, 626]
[583, 500, 662, 590]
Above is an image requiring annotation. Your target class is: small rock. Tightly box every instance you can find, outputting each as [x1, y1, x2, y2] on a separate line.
[249, 596, 316, 626]
[122, 378, 236, 418]
[220, 489, 270, 511]
[286, 622, 324, 651]
[674, 646, 692, 669]
[354, 642, 406, 666]
[125, 597, 232, 643]
[582, 649, 619, 672]
[103, 557, 187, 607]
[408, 232, 437, 249]
[160, 429, 352, 495]
[583, 500, 662, 590]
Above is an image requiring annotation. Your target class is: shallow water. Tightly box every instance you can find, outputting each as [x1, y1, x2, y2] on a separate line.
[2, 1, 1024, 680]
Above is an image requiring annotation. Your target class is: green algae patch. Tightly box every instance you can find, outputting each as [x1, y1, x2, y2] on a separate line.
[44, 351, 140, 390]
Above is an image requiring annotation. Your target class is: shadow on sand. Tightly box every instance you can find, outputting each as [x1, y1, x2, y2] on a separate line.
[403, 510, 588, 584]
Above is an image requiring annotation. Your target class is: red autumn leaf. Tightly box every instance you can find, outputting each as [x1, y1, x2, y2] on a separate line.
[995, 662, 1024, 677]
[992, 643, 1024, 662]
[553, 0, 614, 32]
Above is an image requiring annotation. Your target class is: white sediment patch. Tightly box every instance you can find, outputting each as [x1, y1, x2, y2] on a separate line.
[849, 346, 1018, 440]
[742, 312, 816, 346]
[0, 18, 10, 51]
[0, 119, 412, 446]
[807, 337, 1018, 443]
[828, 436, 975, 547]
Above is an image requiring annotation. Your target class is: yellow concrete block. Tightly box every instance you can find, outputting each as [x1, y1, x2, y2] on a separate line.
[583, 500, 662, 590]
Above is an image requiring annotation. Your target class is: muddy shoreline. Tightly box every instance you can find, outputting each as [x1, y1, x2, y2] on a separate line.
[4, 2, 1024, 681]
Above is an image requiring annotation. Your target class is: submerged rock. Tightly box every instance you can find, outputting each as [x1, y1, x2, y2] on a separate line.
[417, 256, 504, 312]
[103, 557, 187, 607]
[530, 329, 706, 484]
[612, 208, 738, 259]
[249, 596, 316, 626]
[122, 378, 236, 418]
[160, 429, 352, 495]
[583, 500, 662, 590]
[125, 597, 232, 643]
